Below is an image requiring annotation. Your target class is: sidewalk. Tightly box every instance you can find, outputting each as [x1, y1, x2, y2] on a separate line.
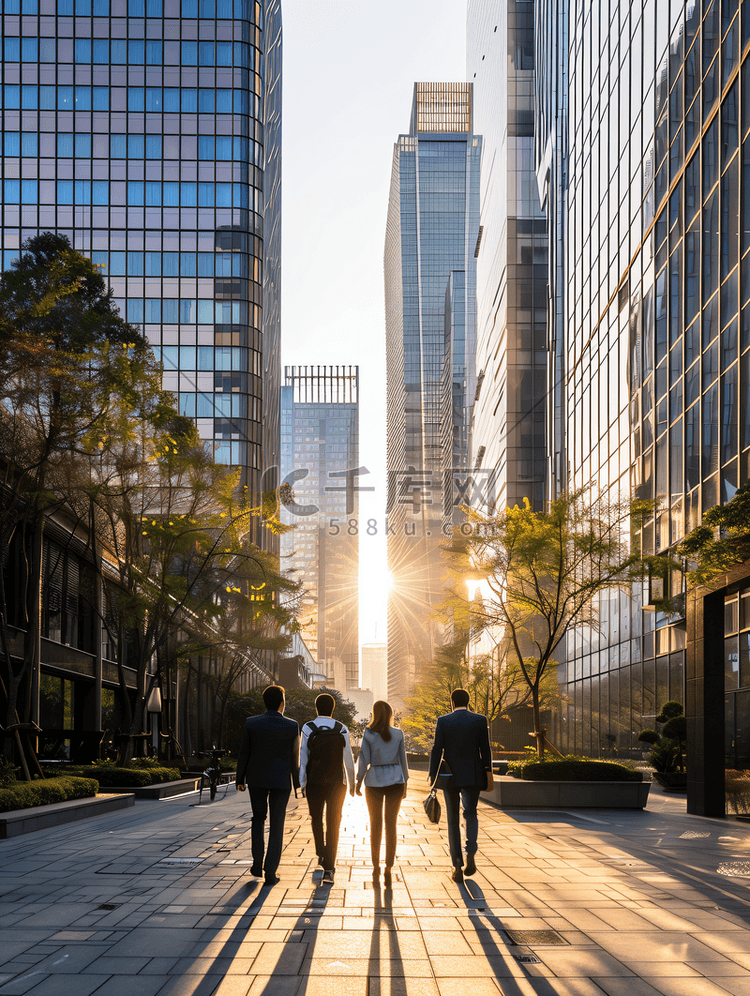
[1, 773, 750, 996]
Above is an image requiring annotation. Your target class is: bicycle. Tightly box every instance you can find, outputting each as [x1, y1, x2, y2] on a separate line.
[196, 747, 230, 803]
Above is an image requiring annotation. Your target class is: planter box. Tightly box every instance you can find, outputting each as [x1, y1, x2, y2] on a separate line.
[653, 772, 687, 792]
[96, 777, 201, 799]
[485, 776, 650, 809]
[0, 793, 134, 839]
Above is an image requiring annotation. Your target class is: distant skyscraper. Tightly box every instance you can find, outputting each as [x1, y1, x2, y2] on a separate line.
[280, 366, 360, 690]
[467, 1, 548, 512]
[0, 0, 281, 541]
[384, 82, 481, 708]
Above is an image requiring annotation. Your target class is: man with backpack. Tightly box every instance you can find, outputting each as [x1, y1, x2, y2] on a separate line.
[299, 692, 355, 883]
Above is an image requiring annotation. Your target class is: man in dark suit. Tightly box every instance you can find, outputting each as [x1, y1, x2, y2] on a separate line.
[236, 684, 300, 886]
[428, 688, 492, 883]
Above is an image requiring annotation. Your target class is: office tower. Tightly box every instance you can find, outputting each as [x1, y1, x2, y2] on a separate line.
[0, 0, 281, 540]
[467, 1, 548, 513]
[360, 642, 388, 704]
[537, 0, 750, 812]
[280, 366, 360, 690]
[384, 82, 481, 708]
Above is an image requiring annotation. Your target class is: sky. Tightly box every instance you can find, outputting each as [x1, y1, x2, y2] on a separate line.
[280, 0, 468, 652]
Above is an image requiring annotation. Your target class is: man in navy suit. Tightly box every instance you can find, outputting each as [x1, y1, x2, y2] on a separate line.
[428, 688, 492, 883]
[236, 684, 300, 886]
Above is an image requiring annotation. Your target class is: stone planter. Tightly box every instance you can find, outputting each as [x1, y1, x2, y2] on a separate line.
[484, 775, 650, 809]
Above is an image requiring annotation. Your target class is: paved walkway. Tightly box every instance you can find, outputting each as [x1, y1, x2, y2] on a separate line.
[1, 775, 750, 996]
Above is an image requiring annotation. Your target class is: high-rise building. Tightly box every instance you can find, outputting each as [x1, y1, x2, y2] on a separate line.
[537, 0, 750, 813]
[467, 1, 548, 513]
[280, 366, 360, 690]
[0, 0, 281, 537]
[384, 82, 481, 708]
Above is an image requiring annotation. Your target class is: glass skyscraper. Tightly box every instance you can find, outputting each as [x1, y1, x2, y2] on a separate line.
[384, 82, 481, 708]
[280, 366, 360, 690]
[0, 0, 281, 532]
[467, 0, 548, 513]
[536, 0, 750, 813]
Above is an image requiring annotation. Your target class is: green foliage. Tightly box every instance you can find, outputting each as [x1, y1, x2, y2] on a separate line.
[661, 715, 687, 741]
[0, 776, 97, 812]
[725, 770, 750, 815]
[186, 755, 237, 772]
[642, 701, 686, 773]
[656, 701, 684, 722]
[0, 757, 18, 788]
[517, 759, 643, 782]
[637, 729, 661, 745]
[43, 765, 180, 786]
[647, 739, 681, 773]
[676, 482, 750, 587]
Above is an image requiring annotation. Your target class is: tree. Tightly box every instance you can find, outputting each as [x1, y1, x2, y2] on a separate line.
[458, 491, 645, 759]
[677, 482, 750, 586]
[0, 233, 149, 772]
[225, 686, 357, 752]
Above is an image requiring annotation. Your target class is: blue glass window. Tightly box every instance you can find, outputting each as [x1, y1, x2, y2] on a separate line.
[58, 0, 73, 10]
[199, 0, 213, 14]
[40, 39, 56, 62]
[180, 253, 196, 276]
[74, 180, 91, 203]
[196, 393, 214, 417]
[163, 253, 179, 276]
[163, 183, 179, 207]
[21, 38, 38, 61]
[216, 41, 231, 66]
[180, 346, 196, 368]
[163, 299, 178, 322]
[75, 87, 91, 110]
[197, 253, 214, 276]
[198, 89, 214, 112]
[92, 40, 108, 63]
[161, 346, 178, 369]
[4, 133, 20, 156]
[145, 135, 162, 158]
[198, 137, 214, 160]
[233, 90, 249, 114]
[4, 180, 20, 202]
[198, 183, 214, 207]
[179, 394, 196, 418]
[128, 40, 144, 64]
[145, 253, 160, 276]
[145, 88, 162, 112]
[111, 40, 126, 63]
[20, 134, 37, 156]
[128, 0, 144, 12]
[91, 251, 107, 271]
[145, 299, 161, 323]
[216, 183, 232, 206]
[216, 0, 231, 15]
[230, 183, 245, 208]
[21, 180, 37, 204]
[145, 182, 161, 206]
[109, 252, 125, 275]
[181, 182, 197, 206]
[5, 39, 20, 63]
[75, 39, 91, 62]
[181, 0, 197, 14]
[198, 347, 213, 369]
[216, 89, 231, 113]
[127, 300, 144, 324]
[199, 41, 214, 65]
[128, 135, 144, 159]
[180, 299, 196, 323]
[233, 137, 247, 161]
[92, 87, 108, 110]
[39, 86, 55, 108]
[92, 180, 108, 204]
[146, 0, 162, 13]
[4, 86, 20, 108]
[75, 134, 91, 158]
[181, 42, 197, 65]
[128, 89, 144, 112]
[197, 301, 213, 324]
[181, 89, 197, 112]
[215, 347, 233, 369]
[76, 0, 91, 11]
[216, 137, 232, 160]
[110, 134, 126, 158]
[127, 181, 144, 205]
[127, 253, 143, 276]
[58, 86, 73, 108]
[57, 180, 73, 203]
[163, 89, 179, 113]
[93, 0, 109, 12]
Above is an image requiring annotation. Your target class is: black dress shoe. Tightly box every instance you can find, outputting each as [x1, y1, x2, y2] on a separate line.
[450, 867, 464, 883]
[464, 856, 477, 876]
[250, 865, 263, 877]
[264, 874, 280, 886]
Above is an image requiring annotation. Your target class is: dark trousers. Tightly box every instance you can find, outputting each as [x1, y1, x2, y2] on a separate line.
[442, 784, 480, 868]
[306, 779, 347, 869]
[249, 787, 290, 875]
[365, 783, 403, 868]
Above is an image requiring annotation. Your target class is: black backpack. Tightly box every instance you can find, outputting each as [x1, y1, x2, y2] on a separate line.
[306, 720, 345, 785]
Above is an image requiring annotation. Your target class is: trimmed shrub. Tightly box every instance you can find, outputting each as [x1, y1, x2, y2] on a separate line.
[0, 776, 97, 813]
[519, 760, 643, 782]
[42, 765, 180, 786]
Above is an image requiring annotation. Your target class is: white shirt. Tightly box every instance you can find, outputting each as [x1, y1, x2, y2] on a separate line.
[299, 715, 355, 791]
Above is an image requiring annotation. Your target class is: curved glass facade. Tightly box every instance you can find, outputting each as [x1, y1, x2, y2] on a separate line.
[0, 0, 280, 527]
